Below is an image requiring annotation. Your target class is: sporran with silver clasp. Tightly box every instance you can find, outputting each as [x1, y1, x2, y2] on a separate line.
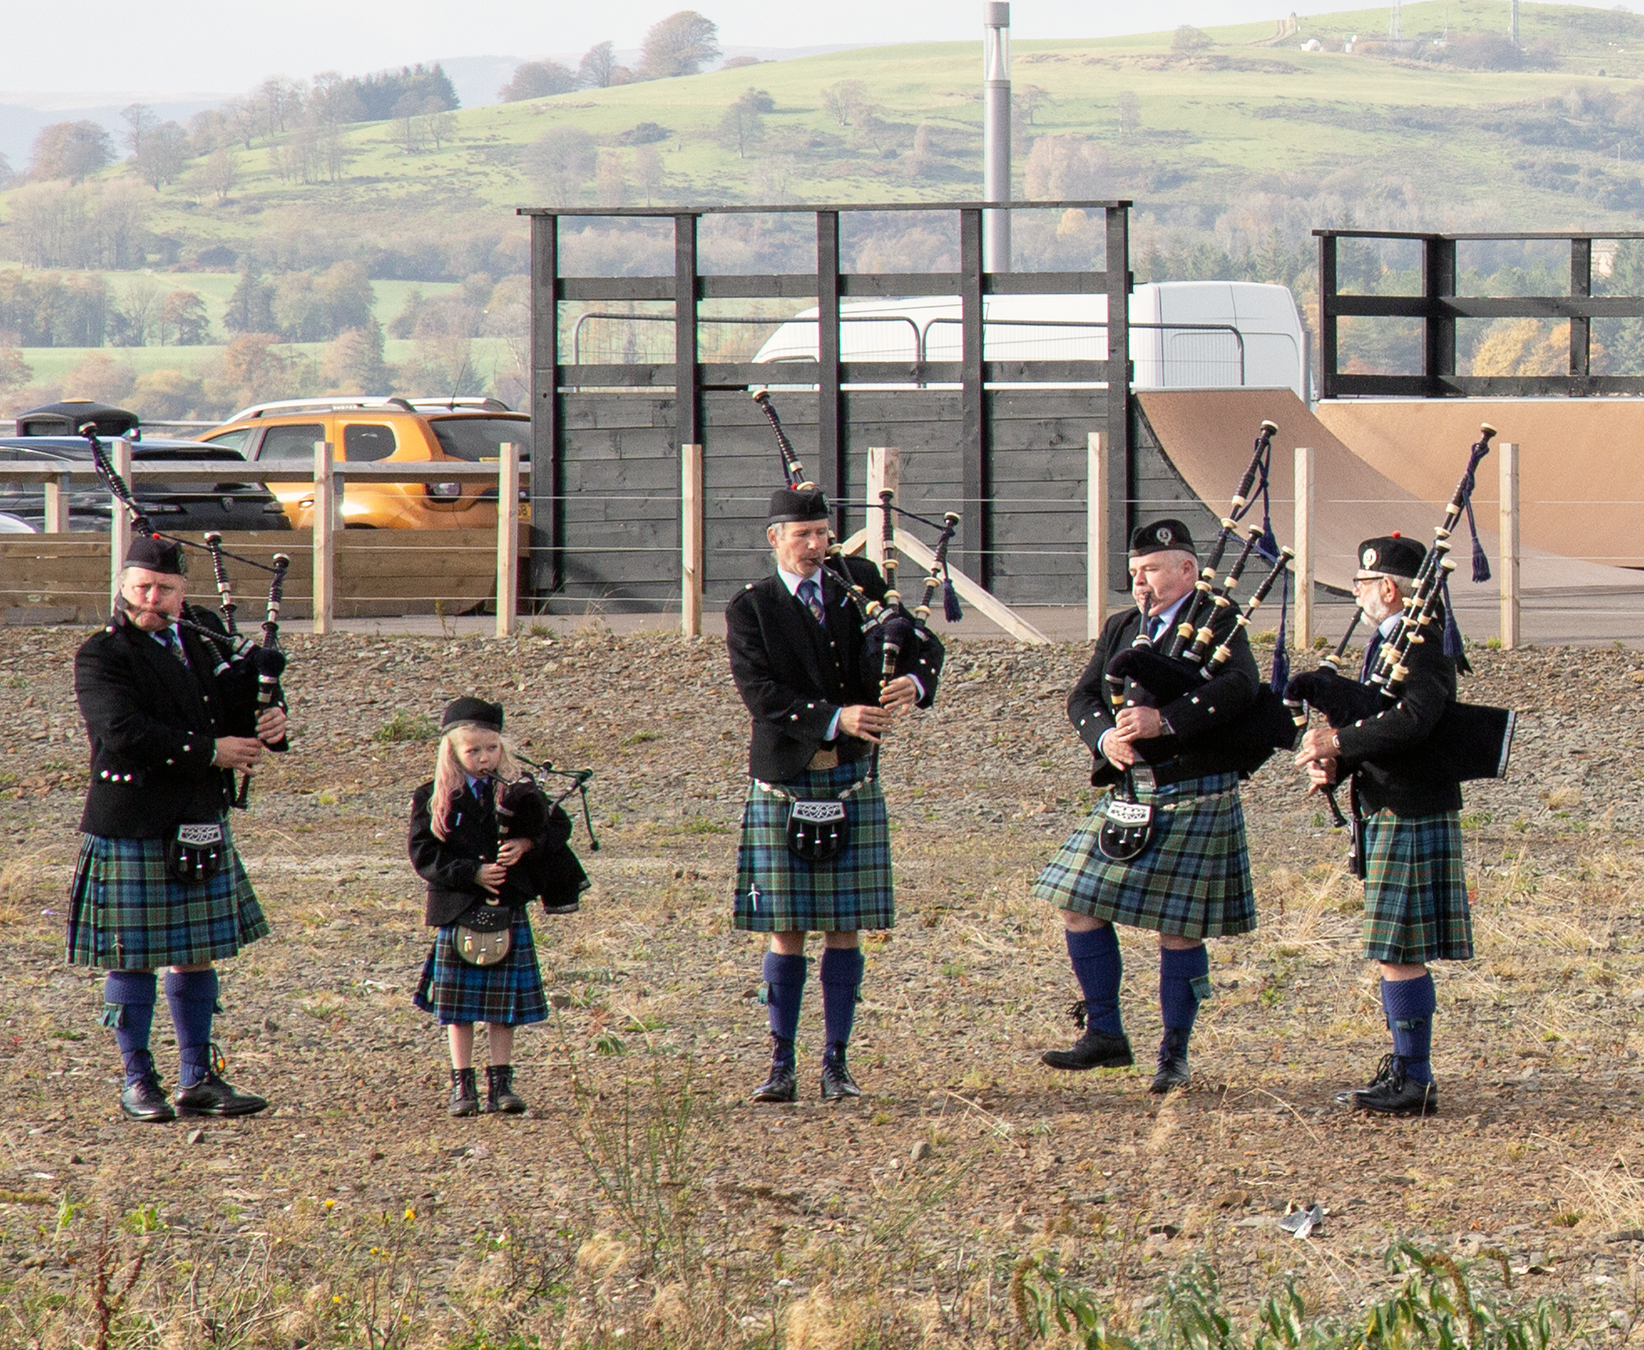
[1097, 769, 1157, 863]
[166, 822, 226, 883]
[453, 897, 514, 966]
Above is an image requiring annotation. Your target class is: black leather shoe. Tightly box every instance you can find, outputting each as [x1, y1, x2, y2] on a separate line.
[448, 1067, 480, 1117]
[174, 1071, 268, 1118]
[121, 1073, 176, 1123]
[820, 1052, 862, 1101]
[1333, 1053, 1398, 1108]
[1041, 999, 1133, 1071]
[1350, 1064, 1437, 1117]
[486, 1064, 527, 1114]
[751, 1063, 797, 1104]
[1149, 1028, 1191, 1095]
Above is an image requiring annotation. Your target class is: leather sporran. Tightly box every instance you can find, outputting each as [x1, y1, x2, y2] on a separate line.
[166, 822, 226, 883]
[1097, 773, 1156, 863]
[787, 799, 849, 864]
[454, 898, 514, 967]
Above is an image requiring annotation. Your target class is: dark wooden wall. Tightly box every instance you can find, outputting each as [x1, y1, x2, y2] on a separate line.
[551, 388, 1111, 611]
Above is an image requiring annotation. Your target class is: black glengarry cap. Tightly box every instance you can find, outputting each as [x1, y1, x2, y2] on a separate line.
[768, 487, 830, 524]
[1128, 518, 1195, 557]
[1356, 533, 1425, 581]
[123, 535, 185, 576]
[442, 697, 504, 731]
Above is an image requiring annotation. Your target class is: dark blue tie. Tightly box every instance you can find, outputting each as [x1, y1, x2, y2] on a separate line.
[799, 578, 825, 625]
[1361, 632, 1383, 682]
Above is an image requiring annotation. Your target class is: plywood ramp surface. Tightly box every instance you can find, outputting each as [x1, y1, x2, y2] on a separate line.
[1136, 390, 1641, 594]
[1314, 398, 1644, 571]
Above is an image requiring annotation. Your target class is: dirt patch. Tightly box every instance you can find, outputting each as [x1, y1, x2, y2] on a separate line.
[1, 628, 1642, 1345]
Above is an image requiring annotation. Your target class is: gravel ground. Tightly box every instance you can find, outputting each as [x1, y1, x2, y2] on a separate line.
[2, 626, 1643, 1344]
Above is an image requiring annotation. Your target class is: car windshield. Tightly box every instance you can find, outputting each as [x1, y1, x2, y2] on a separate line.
[428, 418, 532, 462]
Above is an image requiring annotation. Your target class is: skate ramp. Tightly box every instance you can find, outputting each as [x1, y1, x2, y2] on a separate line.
[1134, 389, 1642, 595]
[1314, 398, 1644, 572]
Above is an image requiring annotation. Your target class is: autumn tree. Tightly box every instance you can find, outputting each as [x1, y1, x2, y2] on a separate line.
[635, 144, 665, 205]
[120, 103, 159, 157]
[716, 88, 773, 159]
[135, 122, 189, 188]
[524, 127, 596, 205]
[160, 290, 211, 345]
[199, 145, 238, 202]
[640, 11, 720, 79]
[29, 121, 114, 182]
[819, 80, 867, 127]
[577, 41, 617, 88]
[500, 60, 578, 101]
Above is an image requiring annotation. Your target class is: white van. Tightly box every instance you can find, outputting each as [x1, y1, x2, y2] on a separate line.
[750, 280, 1308, 400]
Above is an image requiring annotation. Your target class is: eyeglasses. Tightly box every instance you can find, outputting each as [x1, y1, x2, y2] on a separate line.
[1351, 574, 1385, 589]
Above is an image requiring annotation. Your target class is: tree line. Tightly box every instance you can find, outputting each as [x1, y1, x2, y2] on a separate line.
[499, 11, 721, 101]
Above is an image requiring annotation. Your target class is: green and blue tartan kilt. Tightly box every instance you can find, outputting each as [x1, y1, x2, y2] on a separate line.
[66, 825, 269, 970]
[733, 759, 894, 933]
[1032, 771, 1255, 939]
[414, 911, 548, 1026]
[1361, 810, 1473, 963]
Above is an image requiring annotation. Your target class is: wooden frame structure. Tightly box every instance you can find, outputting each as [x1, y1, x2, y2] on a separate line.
[1316, 228, 1644, 398]
[521, 200, 1134, 605]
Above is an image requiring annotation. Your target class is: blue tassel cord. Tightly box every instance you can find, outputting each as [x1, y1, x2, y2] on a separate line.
[942, 576, 963, 623]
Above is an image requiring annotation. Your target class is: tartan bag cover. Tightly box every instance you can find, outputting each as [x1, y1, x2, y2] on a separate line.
[1360, 809, 1473, 963]
[66, 822, 269, 970]
[733, 759, 894, 933]
[414, 910, 548, 1026]
[1032, 771, 1256, 939]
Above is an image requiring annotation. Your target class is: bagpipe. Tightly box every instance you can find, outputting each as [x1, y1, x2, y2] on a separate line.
[752, 390, 958, 700]
[1102, 419, 1300, 775]
[1283, 424, 1516, 787]
[84, 422, 291, 808]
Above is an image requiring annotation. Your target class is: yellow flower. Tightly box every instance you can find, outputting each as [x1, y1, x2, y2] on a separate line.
[404, 1206, 416, 1221]
[324, 1199, 335, 1209]
[332, 1295, 342, 1304]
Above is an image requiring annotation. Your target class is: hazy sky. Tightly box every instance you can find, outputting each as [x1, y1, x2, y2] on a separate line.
[7, 1, 1303, 95]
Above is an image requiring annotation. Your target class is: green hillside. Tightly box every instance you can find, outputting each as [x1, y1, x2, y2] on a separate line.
[4, 0, 1644, 416]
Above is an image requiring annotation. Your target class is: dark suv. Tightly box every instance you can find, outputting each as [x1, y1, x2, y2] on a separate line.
[0, 438, 291, 533]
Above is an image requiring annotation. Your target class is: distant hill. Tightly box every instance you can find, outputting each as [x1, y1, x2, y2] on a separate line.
[5, 1, 1644, 416]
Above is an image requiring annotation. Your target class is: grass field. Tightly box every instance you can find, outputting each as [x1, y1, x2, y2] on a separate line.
[0, 626, 1641, 1347]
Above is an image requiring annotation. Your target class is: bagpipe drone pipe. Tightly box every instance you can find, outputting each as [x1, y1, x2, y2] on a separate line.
[84, 422, 292, 806]
[752, 390, 957, 696]
[1283, 424, 1516, 786]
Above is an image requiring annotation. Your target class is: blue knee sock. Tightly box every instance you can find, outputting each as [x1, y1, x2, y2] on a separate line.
[1382, 973, 1436, 1084]
[164, 969, 220, 1088]
[1066, 926, 1124, 1037]
[761, 952, 807, 1069]
[1159, 944, 1210, 1035]
[819, 946, 865, 1059]
[103, 970, 158, 1086]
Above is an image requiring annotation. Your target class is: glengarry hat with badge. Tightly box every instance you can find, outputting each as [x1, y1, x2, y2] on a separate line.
[1355, 533, 1425, 581]
[767, 486, 831, 524]
[1128, 518, 1196, 558]
[122, 535, 186, 575]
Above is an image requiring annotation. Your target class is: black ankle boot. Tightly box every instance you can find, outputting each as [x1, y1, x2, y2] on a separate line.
[486, 1064, 527, 1114]
[448, 1067, 479, 1117]
[1150, 1027, 1191, 1094]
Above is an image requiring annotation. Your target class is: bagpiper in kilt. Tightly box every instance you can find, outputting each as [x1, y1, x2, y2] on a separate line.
[1296, 535, 1473, 1118]
[1032, 520, 1260, 1094]
[726, 485, 942, 1104]
[70, 536, 286, 1124]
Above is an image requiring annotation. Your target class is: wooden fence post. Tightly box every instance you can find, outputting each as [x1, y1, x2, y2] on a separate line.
[1499, 441, 1520, 650]
[496, 441, 520, 638]
[1293, 445, 1315, 651]
[681, 442, 703, 637]
[44, 472, 68, 533]
[312, 440, 335, 635]
[866, 447, 901, 567]
[1087, 432, 1107, 640]
[108, 438, 132, 612]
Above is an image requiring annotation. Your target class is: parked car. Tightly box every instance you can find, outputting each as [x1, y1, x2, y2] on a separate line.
[0, 439, 291, 533]
[199, 396, 532, 530]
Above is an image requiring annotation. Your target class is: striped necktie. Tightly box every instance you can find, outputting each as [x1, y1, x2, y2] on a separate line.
[160, 627, 188, 667]
[799, 577, 825, 624]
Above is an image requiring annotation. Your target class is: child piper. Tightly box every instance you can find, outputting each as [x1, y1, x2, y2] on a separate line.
[409, 698, 588, 1116]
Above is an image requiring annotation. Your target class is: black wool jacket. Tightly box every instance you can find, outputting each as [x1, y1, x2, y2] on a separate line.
[1334, 621, 1463, 816]
[1068, 606, 1261, 788]
[74, 605, 286, 839]
[409, 776, 589, 927]
[725, 556, 943, 784]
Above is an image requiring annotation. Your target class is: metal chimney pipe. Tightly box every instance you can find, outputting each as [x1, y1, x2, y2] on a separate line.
[982, 1, 1011, 271]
